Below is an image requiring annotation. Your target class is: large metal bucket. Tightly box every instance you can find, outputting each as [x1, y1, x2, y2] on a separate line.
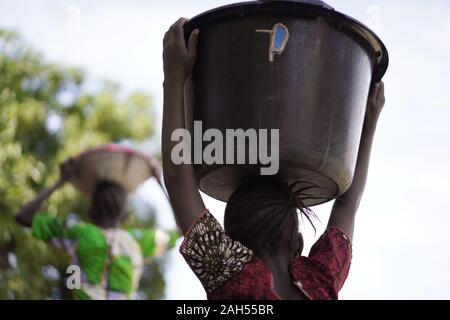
[184, 0, 388, 206]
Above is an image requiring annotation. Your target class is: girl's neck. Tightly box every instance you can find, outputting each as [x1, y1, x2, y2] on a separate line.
[258, 251, 293, 273]
[257, 250, 305, 300]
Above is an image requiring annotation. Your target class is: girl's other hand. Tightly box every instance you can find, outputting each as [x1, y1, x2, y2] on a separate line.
[365, 81, 385, 127]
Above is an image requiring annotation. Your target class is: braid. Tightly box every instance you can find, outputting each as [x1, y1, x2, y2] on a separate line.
[288, 180, 320, 234]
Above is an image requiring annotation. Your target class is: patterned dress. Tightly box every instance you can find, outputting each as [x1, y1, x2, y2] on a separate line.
[32, 212, 179, 300]
[180, 209, 352, 300]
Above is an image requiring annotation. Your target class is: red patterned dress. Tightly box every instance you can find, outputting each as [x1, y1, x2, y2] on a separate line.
[180, 209, 352, 300]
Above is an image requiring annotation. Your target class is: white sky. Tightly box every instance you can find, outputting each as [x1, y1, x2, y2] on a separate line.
[1, 0, 450, 299]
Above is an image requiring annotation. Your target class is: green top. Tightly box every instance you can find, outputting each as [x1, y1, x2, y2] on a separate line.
[32, 212, 179, 300]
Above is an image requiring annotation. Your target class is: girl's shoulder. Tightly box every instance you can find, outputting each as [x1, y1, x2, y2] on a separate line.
[180, 209, 254, 293]
[290, 227, 353, 299]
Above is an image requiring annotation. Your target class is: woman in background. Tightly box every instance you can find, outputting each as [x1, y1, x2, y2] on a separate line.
[15, 157, 179, 300]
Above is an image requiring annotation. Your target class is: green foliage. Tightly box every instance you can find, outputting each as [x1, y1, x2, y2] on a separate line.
[0, 29, 164, 299]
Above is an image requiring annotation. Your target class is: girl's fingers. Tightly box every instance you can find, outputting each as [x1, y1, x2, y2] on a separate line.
[368, 82, 381, 106]
[164, 29, 174, 46]
[377, 81, 384, 100]
[163, 31, 170, 46]
[165, 18, 185, 46]
[187, 29, 200, 56]
[373, 82, 380, 97]
[174, 18, 188, 43]
[175, 17, 187, 26]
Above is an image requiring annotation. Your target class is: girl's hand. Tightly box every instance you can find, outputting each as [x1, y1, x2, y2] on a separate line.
[364, 81, 385, 127]
[59, 157, 79, 183]
[163, 18, 199, 83]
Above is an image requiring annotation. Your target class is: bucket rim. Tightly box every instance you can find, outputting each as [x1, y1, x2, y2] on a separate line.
[184, 0, 389, 82]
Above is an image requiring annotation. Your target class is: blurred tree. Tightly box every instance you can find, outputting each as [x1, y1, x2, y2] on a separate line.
[0, 29, 166, 299]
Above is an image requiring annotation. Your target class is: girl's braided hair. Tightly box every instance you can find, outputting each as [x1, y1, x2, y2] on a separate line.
[224, 177, 317, 253]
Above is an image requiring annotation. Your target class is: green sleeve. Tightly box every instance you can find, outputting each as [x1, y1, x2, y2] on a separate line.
[32, 212, 83, 242]
[32, 212, 66, 241]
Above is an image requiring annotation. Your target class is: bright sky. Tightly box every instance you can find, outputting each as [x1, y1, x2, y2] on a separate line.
[1, 0, 450, 299]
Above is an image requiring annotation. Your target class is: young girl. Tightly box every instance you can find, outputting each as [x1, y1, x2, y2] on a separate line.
[162, 18, 385, 300]
[15, 157, 179, 300]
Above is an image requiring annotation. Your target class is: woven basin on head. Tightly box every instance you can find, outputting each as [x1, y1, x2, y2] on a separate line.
[69, 144, 153, 195]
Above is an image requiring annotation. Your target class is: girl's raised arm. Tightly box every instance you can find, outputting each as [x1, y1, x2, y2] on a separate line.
[327, 82, 385, 241]
[162, 18, 205, 235]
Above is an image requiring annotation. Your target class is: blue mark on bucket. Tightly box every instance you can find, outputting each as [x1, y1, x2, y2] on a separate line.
[274, 25, 287, 50]
[255, 23, 290, 62]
